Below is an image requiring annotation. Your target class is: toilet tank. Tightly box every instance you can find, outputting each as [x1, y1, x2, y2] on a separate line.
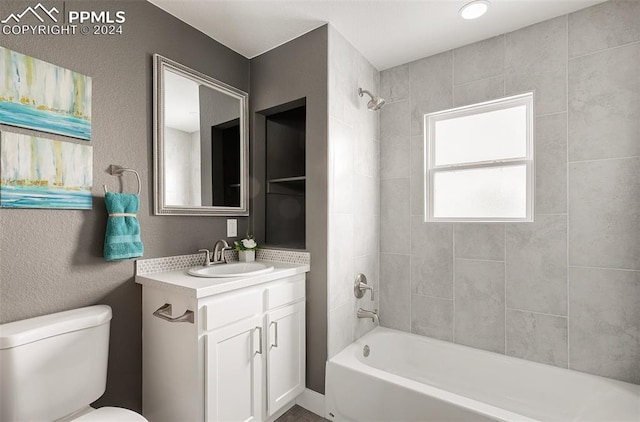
[0, 305, 112, 422]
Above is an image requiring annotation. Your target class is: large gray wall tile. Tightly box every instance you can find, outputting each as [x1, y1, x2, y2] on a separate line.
[505, 16, 568, 77]
[569, 267, 640, 384]
[355, 134, 378, 179]
[506, 215, 568, 316]
[328, 300, 355, 358]
[535, 113, 567, 214]
[381, 134, 410, 180]
[380, 178, 410, 253]
[329, 118, 354, 213]
[356, 51, 379, 102]
[505, 17, 567, 115]
[409, 51, 453, 136]
[328, 214, 354, 310]
[355, 213, 379, 258]
[380, 99, 410, 180]
[506, 67, 567, 115]
[411, 217, 454, 299]
[380, 253, 411, 331]
[454, 35, 505, 85]
[411, 295, 454, 342]
[453, 75, 505, 107]
[454, 224, 505, 261]
[410, 135, 425, 217]
[380, 98, 410, 140]
[506, 310, 568, 367]
[569, 158, 640, 270]
[569, 0, 640, 58]
[354, 174, 379, 223]
[328, 29, 358, 124]
[568, 43, 640, 161]
[455, 259, 506, 353]
[380, 63, 410, 103]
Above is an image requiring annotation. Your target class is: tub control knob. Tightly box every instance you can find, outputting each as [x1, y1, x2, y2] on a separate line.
[354, 273, 374, 300]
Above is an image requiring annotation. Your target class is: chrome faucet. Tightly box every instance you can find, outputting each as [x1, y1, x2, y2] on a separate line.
[357, 308, 379, 325]
[212, 239, 232, 264]
[197, 248, 213, 266]
[197, 240, 231, 266]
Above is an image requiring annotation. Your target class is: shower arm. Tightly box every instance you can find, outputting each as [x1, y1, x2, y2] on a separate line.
[358, 88, 374, 100]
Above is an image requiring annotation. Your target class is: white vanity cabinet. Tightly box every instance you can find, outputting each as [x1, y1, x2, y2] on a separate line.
[138, 269, 307, 422]
[265, 301, 305, 412]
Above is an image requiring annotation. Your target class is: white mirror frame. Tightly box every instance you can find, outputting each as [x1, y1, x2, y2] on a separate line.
[153, 54, 249, 216]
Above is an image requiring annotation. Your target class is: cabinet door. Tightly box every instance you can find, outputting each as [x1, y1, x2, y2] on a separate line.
[206, 316, 264, 422]
[266, 302, 305, 416]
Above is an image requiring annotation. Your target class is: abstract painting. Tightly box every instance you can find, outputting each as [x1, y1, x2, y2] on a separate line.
[0, 46, 91, 140]
[0, 131, 92, 209]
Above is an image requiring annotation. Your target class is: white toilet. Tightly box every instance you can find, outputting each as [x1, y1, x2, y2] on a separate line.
[0, 305, 148, 422]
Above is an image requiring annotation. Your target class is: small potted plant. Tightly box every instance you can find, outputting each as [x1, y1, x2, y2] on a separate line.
[235, 237, 258, 262]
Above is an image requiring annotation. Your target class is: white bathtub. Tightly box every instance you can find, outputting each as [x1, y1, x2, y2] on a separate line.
[325, 327, 640, 422]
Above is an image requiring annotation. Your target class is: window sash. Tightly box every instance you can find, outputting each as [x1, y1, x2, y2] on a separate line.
[426, 160, 533, 222]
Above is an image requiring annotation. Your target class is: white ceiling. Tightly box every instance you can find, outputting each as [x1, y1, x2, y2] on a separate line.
[148, 0, 605, 70]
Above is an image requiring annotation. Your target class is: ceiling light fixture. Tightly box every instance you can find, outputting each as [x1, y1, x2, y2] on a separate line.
[459, 0, 490, 20]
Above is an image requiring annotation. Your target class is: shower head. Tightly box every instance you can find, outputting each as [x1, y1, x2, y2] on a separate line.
[358, 88, 386, 111]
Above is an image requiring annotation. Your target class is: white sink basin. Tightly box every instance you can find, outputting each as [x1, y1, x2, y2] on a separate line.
[188, 262, 275, 278]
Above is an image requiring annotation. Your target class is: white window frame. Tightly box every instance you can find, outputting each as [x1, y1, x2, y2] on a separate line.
[424, 92, 534, 223]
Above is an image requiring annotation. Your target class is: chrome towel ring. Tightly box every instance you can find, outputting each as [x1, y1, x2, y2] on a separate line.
[103, 164, 141, 195]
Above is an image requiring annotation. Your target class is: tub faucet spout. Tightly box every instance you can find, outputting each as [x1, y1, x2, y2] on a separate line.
[357, 308, 379, 325]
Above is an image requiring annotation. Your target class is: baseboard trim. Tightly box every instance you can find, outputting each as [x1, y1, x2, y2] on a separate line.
[296, 388, 325, 417]
[266, 399, 295, 422]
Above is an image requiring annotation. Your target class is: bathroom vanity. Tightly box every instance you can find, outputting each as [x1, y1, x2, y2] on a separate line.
[135, 251, 310, 422]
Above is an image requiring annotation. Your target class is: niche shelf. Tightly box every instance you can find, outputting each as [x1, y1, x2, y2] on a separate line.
[267, 176, 305, 196]
[268, 176, 306, 183]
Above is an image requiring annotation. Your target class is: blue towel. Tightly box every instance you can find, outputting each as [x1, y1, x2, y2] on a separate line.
[104, 192, 143, 261]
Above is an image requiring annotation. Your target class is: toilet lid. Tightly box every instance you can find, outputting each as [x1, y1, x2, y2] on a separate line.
[73, 407, 148, 421]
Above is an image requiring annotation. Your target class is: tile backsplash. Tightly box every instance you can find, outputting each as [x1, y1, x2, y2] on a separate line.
[135, 248, 310, 275]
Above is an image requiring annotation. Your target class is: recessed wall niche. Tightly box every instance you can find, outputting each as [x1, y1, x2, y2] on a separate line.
[260, 99, 306, 249]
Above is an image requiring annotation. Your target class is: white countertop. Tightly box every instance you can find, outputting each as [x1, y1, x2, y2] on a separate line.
[135, 261, 310, 298]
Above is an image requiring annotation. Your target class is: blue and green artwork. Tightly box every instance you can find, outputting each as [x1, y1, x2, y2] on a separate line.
[0, 131, 92, 209]
[0, 46, 91, 140]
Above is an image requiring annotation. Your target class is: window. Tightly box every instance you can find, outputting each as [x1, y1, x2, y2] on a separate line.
[424, 92, 534, 222]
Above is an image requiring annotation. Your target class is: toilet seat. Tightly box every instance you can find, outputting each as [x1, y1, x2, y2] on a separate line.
[73, 407, 148, 421]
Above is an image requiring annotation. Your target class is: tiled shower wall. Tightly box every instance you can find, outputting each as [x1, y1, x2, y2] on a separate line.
[327, 27, 381, 358]
[379, 0, 640, 384]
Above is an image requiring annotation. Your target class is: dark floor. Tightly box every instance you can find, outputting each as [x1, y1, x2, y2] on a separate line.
[275, 405, 329, 422]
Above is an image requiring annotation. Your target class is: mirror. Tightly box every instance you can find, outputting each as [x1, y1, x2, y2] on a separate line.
[153, 54, 249, 216]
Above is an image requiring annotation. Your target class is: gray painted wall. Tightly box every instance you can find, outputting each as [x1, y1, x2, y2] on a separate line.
[378, 0, 640, 385]
[0, 0, 250, 411]
[250, 26, 329, 393]
[326, 27, 381, 358]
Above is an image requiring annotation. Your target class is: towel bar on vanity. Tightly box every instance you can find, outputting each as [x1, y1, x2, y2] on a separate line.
[103, 164, 142, 195]
[152, 303, 194, 324]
